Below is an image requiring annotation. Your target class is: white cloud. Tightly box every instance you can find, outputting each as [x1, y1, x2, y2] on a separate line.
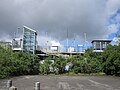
[107, 24, 118, 34]
[37, 35, 64, 51]
[103, 0, 120, 42]
[0, 34, 12, 42]
[0, 0, 120, 45]
[106, 0, 120, 15]
[115, 14, 120, 22]
[51, 40, 61, 46]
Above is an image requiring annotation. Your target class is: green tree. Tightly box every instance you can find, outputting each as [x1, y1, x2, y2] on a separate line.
[0, 47, 13, 78]
[102, 44, 120, 76]
[54, 56, 67, 74]
[67, 54, 82, 74]
[68, 49, 102, 74]
[9, 51, 39, 76]
[83, 49, 102, 73]
[0, 46, 39, 79]
[39, 56, 52, 74]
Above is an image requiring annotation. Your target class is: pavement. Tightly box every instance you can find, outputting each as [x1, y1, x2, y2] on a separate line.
[0, 75, 120, 90]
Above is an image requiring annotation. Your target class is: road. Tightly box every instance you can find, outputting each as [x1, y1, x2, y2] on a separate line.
[0, 75, 120, 90]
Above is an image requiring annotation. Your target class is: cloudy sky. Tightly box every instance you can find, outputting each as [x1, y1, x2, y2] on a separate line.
[0, 0, 120, 47]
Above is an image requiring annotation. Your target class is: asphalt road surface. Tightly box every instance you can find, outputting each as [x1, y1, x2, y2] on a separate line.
[0, 75, 120, 90]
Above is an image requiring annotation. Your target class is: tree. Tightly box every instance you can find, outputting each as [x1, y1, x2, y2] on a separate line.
[67, 54, 82, 74]
[0, 46, 39, 78]
[77, 49, 102, 74]
[54, 56, 67, 74]
[39, 56, 52, 75]
[102, 44, 120, 76]
[0, 47, 13, 78]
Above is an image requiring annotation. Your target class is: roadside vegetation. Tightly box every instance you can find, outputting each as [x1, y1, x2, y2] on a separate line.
[0, 44, 120, 79]
[0, 46, 39, 78]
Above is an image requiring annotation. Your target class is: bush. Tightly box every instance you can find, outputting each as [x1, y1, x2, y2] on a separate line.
[102, 44, 120, 76]
[0, 47, 39, 78]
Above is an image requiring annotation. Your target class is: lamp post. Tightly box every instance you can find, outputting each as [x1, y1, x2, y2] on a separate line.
[84, 33, 88, 50]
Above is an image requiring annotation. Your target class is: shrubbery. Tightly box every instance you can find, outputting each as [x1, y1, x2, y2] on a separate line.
[0, 44, 120, 79]
[39, 49, 103, 75]
[0, 47, 39, 78]
[102, 44, 120, 76]
[39, 56, 66, 75]
[67, 49, 102, 74]
[39, 44, 120, 76]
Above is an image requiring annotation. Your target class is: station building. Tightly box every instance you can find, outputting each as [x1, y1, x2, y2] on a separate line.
[23, 26, 37, 54]
[91, 40, 112, 52]
[12, 26, 37, 54]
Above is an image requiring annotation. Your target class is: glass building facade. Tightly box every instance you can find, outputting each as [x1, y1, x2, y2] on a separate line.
[91, 40, 111, 52]
[23, 26, 37, 54]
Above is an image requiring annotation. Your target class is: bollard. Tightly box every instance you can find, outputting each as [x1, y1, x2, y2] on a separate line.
[9, 86, 17, 90]
[34, 82, 40, 90]
[7, 80, 12, 88]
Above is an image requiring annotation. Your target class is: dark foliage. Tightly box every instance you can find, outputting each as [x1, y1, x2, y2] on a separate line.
[0, 47, 39, 78]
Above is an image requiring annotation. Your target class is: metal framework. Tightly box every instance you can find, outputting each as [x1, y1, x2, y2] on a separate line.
[23, 26, 37, 54]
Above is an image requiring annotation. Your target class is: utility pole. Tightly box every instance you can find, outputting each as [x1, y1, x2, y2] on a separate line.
[84, 33, 87, 50]
[17, 27, 20, 38]
[45, 32, 49, 52]
[14, 32, 16, 39]
[74, 34, 75, 52]
[66, 29, 68, 52]
[84, 33, 87, 43]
